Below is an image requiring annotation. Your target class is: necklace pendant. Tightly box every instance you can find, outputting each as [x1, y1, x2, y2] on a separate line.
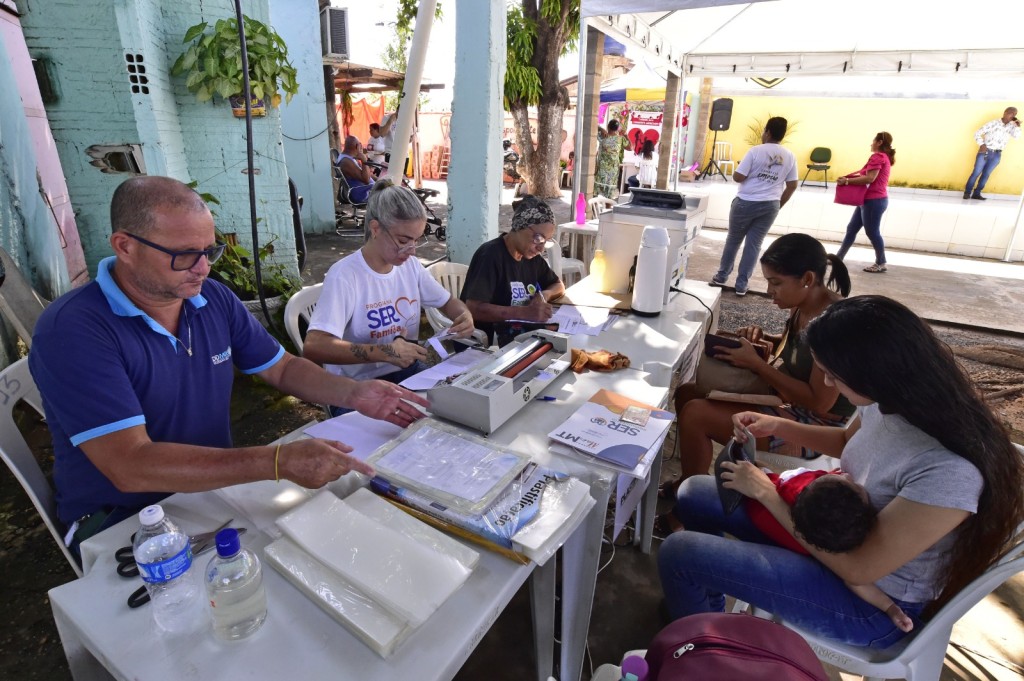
[186, 348, 193, 357]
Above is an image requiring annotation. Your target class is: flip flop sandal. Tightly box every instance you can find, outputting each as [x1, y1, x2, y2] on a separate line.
[653, 512, 679, 538]
[863, 263, 887, 273]
[658, 478, 681, 501]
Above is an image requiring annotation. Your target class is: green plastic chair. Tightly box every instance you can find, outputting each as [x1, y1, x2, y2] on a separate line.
[801, 147, 832, 188]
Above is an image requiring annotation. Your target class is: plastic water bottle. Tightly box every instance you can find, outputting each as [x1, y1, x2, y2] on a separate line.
[620, 655, 649, 681]
[133, 504, 204, 634]
[590, 249, 607, 291]
[205, 528, 267, 640]
[575, 192, 587, 225]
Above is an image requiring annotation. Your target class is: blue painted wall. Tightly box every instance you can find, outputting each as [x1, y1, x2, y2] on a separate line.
[270, 0, 336, 234]
[19, 0, 299, 277]
[0, 32, 72, 364]
[18, 0, 142, 275]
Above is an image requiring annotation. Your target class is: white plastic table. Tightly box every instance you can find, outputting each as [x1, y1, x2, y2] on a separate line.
[49, 488, 550, 681]
[556, 220, 599, 268]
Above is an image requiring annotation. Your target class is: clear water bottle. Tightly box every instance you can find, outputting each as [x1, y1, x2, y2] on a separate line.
[133, 504, 203, 634]
[205, 528, 267, 640]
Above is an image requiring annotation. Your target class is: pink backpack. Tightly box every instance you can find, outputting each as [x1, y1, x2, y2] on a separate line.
[645, 613, 829, 680]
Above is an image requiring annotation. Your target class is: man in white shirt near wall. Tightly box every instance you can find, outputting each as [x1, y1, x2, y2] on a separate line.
[964, 106, 1020, 200]
[709, 117, 798, 296]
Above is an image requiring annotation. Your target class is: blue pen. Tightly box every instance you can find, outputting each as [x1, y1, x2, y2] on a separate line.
[534, 281, 544, 299]
[535, 395, 556, 402]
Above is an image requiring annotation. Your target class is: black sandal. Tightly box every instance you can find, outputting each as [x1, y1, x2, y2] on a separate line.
[653, 512, 681, 538]
[658, 478, 681, 501]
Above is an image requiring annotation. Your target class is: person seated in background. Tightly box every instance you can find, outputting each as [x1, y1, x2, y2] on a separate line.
[365, 123, 387, 167]
[746, 467, 913, 632]
[461, 195, 565, 346]
[304, 180, 475, 416]
[627, 139, 659, 190]
[29, 176, 426, 552]
[335, 135, 375, 203]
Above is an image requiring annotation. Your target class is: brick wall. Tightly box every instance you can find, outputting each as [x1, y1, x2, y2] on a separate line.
[19, 0, 141, 273]
[19, 0, 298, 276]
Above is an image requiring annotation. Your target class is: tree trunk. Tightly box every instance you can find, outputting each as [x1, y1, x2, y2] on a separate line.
[510, 0, 572, 200]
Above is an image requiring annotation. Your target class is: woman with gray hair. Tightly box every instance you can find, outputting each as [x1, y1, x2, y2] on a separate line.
[305, 180, 475, 414]
[461, 195, 565, 346]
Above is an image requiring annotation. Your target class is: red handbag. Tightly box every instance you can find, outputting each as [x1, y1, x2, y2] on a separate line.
[834, 175, 868, 206]
[645, 612, 829, 680]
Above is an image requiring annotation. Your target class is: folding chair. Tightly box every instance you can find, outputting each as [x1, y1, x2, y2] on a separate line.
[0, 357, 82, 577]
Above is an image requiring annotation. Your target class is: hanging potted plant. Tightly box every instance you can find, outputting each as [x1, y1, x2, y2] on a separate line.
[171, 16, 299, 117]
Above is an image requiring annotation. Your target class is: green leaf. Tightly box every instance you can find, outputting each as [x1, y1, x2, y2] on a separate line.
[215, 78, 236, 99]
[203, 56, 218, 76]
[170, 52, 187, 76]
[185, 70, 205, 90]
[196, 86, 213, 102]
[183, 21, 207, 43]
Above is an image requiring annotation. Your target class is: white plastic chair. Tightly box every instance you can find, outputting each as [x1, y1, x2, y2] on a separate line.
[713, 141, 735, 175]
[0, 357, 82, 577]
[544, 242, 585, 287]
[785, 526, 1024, 681]
[424, 262, 489, 346]
[587, 196, 615, 220]
[283, 283, 323, 354]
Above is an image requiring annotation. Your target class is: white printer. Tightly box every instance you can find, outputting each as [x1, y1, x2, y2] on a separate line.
[598, 188, 709, 304]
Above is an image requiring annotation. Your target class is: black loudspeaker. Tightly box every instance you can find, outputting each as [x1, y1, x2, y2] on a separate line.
[709, 98, 733, 131]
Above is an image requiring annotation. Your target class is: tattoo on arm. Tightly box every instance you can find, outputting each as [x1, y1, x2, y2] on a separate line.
[379, 343, 400, 360]
[351, 344, 371, 362]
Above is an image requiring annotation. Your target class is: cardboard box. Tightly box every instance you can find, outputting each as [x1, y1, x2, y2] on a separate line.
[678, 170, 696, 183]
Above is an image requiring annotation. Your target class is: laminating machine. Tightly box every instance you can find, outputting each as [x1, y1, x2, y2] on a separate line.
[428, 330, 572, 435]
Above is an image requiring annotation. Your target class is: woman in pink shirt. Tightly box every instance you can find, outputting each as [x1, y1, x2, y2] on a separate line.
[835, 132, 896, 273]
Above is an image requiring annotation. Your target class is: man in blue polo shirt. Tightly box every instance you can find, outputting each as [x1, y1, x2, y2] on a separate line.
[30, 176, 428, 549]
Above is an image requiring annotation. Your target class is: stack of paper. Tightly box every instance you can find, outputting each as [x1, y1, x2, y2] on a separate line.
[549, 305, 618, 336]
[376, 463, 594, 566]
[264, 489, 479, 657]
[548, 389, 674, 470]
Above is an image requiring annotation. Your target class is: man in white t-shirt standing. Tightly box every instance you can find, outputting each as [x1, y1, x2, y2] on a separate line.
[709, 117, 797, 295]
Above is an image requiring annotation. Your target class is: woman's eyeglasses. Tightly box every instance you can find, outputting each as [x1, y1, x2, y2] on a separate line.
[528, 227, 556, 246]
[382, 226, 426, 254]
[125, 233, 226, 271]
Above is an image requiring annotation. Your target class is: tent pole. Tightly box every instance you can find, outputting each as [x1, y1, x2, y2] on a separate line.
[384, 0, 436, 184]
[571, 15, 588, 219]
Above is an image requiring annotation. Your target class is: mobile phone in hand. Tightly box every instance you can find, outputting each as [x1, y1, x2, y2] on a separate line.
[704, 333, 770, 360]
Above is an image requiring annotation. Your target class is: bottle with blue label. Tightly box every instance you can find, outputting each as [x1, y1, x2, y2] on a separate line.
[132, 504, 203, 633]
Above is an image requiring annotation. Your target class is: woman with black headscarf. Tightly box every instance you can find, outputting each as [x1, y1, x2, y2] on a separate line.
[460, 195, 565, 346]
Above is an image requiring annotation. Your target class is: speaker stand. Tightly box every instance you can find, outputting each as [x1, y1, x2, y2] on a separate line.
[697, 130, 729, 182]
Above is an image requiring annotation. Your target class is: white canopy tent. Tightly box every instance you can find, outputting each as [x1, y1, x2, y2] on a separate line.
[574, 0, 1024, 259]
[583, 0, 1024, 78]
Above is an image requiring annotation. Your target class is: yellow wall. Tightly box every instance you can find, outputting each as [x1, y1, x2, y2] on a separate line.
[705, 96, 1023, 195]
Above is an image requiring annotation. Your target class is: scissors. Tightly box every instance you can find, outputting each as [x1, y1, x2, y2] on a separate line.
[115, 519, 245, 608]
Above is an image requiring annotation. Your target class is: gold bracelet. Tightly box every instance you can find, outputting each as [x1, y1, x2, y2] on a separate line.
[274, 443, 282, 483]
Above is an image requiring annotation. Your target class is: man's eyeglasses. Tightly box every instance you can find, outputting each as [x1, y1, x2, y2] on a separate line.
[381, 225, 427, 254]
[125, 233, 227, 271]
[528, 227, 556, 246]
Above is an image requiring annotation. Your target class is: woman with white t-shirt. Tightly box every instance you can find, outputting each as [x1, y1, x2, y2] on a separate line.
[304, 180, 475, 414]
